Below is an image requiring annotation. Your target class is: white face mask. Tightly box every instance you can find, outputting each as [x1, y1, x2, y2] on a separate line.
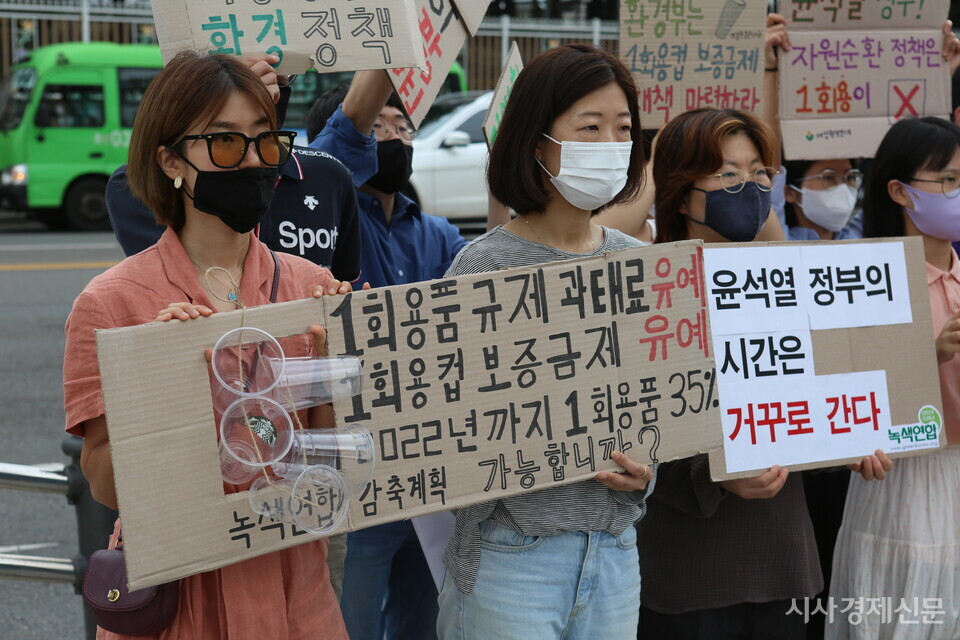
[791, 183, 858, 232]
[536, 134, 632, 211]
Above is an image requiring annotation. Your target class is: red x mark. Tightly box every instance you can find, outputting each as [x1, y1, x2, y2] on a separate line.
[893, 85, 920, 118]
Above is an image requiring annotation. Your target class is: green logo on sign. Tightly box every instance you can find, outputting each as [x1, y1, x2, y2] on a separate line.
[886, 405, 941, 445]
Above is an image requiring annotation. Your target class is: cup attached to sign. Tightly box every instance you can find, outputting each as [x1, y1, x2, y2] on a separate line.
[247, 464, 349, 536]
[264, 356, 363, 411]
[210, 327, 286, 412]
[219, 396, 295, 469]
[273, 426, 375, 494]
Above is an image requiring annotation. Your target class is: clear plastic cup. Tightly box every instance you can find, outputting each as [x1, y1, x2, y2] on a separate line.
[273, 426, 375, 493]
[211, 327, 286, 411]
[219, 440, 261, 485]
[219, 396, 294, 468]
[247, 465, 349, 536]
[290, 465, 349, 535]
[265, 356, 363, 411]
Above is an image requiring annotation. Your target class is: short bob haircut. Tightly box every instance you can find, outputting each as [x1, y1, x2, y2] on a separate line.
[863, 116, 960, 238]
[127, 51, 279, 229]
[486, 43, 645, 215]
[653, 108, 776, 243]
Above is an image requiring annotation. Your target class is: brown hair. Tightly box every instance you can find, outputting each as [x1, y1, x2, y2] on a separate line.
[653, 108, 775, 243]
[486, 43, 645, 215]
[127, 51, 280, 228]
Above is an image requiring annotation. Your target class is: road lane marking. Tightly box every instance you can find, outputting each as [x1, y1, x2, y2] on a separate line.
[0, 261, 118, 272]
[0, 242, 119, 252]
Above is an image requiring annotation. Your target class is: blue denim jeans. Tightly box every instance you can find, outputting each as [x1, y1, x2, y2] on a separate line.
[339, 520, 439, 640]
[437, 521, 641, 640]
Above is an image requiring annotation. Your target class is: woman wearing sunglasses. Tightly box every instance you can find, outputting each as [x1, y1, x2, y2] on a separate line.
[63, 52, 351, 639]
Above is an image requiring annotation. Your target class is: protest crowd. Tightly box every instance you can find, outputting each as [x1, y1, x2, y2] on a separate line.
[57, 3, 960, 640]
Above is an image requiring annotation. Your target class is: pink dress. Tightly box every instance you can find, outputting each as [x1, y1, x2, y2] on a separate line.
[827, 251, 960, 639]
[64, 228, 349, 640]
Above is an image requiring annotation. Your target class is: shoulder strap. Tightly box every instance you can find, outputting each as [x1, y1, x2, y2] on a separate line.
[269, 251, 280, 303]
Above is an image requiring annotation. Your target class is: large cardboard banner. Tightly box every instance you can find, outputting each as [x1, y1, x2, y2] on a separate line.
[97, 241, 721, 589]
[151, 0, 425, 75]
[483, 42, 523, 147]
[704, 238, 944, 480]
[389, 0, 469, 128]
[619, 0, 767, 127]
[780, 0, 950, 160]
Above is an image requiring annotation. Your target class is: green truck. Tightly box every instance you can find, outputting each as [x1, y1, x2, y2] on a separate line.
[0, 42, 162, 229]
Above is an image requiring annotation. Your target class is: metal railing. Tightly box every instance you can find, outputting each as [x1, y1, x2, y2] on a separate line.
[0, 436, 118, 640]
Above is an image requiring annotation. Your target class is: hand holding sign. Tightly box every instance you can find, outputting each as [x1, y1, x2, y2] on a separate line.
[596, 451, 654, 493]
[935, 307, 960, 365]
[765, 13, 792, 71]
[846, 449, 894, 481]
[719, 465, 789, 499]
[942, 20, 960, 74]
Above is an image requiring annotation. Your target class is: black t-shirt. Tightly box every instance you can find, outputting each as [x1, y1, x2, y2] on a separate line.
[105, 146, 361, 282]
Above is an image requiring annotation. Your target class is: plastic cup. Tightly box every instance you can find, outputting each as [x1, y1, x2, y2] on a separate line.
[273, 426, 375, 493]
[289, 465, 349, 535]
[715, 0, 747, 39]
[211, 327, 286, 411]
[219, 396, 294, 468]
[248, 474, 297, 523]
[247, 465, 349, 535]
[265, 356, 363, 411]
[219, 440, 261, 485]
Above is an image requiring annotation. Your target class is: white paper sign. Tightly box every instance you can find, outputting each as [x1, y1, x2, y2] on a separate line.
[713, 329, 814, 385]
[703, 246, 807, 335]
[721, 370, 893, 472]
[799, 243, 912, 330]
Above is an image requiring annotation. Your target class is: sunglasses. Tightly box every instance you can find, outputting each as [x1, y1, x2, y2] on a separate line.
[173, 130, 296, 169]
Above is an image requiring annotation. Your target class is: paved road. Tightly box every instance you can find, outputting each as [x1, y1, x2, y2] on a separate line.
[0, 212, 124, 639]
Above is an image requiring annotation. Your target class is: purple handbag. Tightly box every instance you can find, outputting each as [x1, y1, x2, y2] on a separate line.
[82, 534, 179, 636]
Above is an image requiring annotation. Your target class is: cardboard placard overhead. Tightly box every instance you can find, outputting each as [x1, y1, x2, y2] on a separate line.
[619, 0, 766, 127]
[97, 240, 722, 590]
[150, 0, 425, 75]
[451, 0, 492, 36]
[704, 237, 944, 481]
[779, 0, 950, 160]
[483, 42, 523, 148]
[390, 0, 469, 128]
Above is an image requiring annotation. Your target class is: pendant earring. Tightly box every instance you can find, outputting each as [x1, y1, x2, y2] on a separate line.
[173, 175, 183, 189]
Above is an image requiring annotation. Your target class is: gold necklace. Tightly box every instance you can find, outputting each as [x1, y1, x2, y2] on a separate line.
[522, 217, 598, 251]
[189, 258, 243, 306]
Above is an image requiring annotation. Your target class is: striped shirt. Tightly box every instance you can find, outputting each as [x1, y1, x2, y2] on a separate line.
[442, 225, 656, 594]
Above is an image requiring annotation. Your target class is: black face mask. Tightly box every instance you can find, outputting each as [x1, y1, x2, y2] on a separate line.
[182, 159, 278, 234]
[365, 139, 413, 194]
[686, 182, 771, 242]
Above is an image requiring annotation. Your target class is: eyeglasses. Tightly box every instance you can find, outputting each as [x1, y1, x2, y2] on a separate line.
[708, 167, 779, 194]
[798, 168, 863, 191]
[911, 175, 960, 199]
[371, 117, 415, 143]
[173, 130, 296, 169]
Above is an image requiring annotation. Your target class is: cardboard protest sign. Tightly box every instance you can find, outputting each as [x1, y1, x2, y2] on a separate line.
[703, 237, 944, 481]
[619, 0, 766, 127]
[390, 0, 469, 128]
[779, 0, 950, 160]
[150, 0, 425, 76]
[451, 0, 492, 36]
[97, 240, 722, 589]
[483, 42, 523, 148]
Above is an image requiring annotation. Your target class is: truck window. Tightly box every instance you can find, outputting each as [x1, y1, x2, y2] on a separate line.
[118, 67, 160, 128]
[34, 84, 104, 128]
[0, 67, 37, 131]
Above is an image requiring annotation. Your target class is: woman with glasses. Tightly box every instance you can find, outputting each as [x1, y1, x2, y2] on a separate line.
[637, 108, 889, 640]
[827, 116, 960, 640]
[63, 52, 351, 639]
[781, 160, 864, 241]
